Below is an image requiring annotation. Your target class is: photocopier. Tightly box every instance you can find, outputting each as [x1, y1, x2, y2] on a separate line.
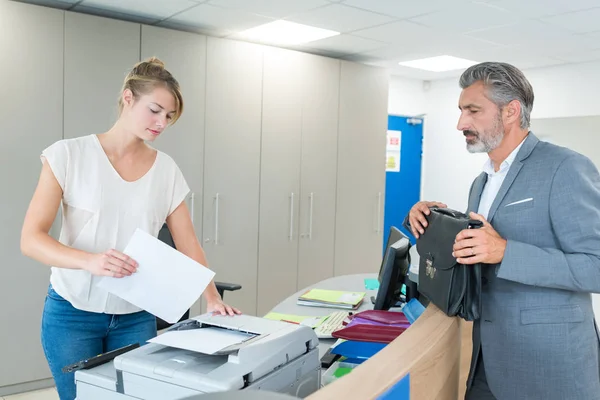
[75, 313, 321, 399]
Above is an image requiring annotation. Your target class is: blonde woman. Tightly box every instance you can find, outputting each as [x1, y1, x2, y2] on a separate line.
[21, 57, 240, 400]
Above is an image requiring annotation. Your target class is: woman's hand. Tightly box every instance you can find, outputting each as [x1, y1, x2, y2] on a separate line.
[83, 249, 138, 278]
[207, 297, 241, 316]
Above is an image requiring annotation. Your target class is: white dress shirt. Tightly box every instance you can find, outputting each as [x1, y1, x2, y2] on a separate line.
[477, 138, 527, 219]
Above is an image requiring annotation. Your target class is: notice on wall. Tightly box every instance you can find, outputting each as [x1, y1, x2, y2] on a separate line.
[386, 130, 401, 172]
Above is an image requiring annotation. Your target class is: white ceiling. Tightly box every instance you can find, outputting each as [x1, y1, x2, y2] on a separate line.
[12, 0, 600, 80]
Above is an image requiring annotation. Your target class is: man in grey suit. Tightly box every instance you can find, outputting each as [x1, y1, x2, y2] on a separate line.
[407, 62, 600, 399]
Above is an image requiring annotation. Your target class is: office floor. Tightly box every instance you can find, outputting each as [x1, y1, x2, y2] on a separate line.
[2, 388, 58, 400]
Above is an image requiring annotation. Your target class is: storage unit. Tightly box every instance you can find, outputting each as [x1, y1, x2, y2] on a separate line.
[256, 48, 341, 315]
[0, 1, 64, 389]
[202, 38, 264, 316]
[1, 2, 389, 392]
[334, 61, 389, 276]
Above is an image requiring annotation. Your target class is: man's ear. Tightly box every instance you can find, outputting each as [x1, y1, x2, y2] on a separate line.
[504, 99, 521, 126]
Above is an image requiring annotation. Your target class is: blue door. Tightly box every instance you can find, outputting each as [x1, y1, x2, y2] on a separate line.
[383, 115, 423, 249]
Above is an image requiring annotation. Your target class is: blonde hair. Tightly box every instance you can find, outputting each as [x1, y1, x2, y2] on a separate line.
[118, 57, 183, 124]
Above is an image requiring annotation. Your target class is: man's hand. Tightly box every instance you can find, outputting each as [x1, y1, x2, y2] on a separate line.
[408, 201, 448, 238]
[206, 297, 242, 316]
[453, 212, 507, 264]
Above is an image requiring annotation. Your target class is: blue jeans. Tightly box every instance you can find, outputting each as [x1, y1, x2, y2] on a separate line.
[41, 285, 157, 400]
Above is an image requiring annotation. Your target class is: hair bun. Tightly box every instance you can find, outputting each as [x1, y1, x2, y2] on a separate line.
[132, 56, 166, 78]
[145, 56, 165, 69]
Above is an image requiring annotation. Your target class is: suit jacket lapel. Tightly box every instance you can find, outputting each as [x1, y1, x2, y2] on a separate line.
[486, 133, 539, 222]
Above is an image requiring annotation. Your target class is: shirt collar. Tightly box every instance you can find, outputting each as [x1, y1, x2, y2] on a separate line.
[482, 136, 527, 175]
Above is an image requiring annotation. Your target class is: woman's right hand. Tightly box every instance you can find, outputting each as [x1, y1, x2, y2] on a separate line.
[83, 249, 138, 278]
[408, 201, 447, 239]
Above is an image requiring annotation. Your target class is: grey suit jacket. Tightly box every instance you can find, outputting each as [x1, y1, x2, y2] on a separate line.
[466, 133, 600, 399]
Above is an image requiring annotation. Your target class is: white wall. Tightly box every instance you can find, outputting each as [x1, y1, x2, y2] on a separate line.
[388, 60, 600, 324]
[388, 76, 428, 117]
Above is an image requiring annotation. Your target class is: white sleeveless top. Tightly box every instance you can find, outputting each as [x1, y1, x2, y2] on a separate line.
[41, 134, 190, 314]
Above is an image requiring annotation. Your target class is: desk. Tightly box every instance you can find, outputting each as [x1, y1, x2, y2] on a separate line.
[269, 268, 467, 399]
[268, 273, 379, 359]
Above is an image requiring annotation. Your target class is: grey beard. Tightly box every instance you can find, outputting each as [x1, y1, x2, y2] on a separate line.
[466, 120, 505, 153]
[467, 132, 504, 153]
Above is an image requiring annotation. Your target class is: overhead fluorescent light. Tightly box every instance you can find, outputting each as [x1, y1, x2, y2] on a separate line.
[238, 20, 339, 45]
[399, 55, 478, 72]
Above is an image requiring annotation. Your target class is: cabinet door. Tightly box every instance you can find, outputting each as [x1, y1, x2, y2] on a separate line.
[203, 38, 263, 316]
[0, 1, 63, 387]
[64, 12, 140, 139]
[256, 47, 304, 316]
[297, 56, 340, 290]
[141, 26, 207, 316]
[334, 61, 389, 276]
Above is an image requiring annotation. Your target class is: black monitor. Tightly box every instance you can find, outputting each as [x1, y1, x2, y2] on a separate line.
[374, 234, 411, 311]
[377, 226, 404, 282]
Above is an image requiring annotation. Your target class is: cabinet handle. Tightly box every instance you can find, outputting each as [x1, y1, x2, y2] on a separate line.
[376, 192, 382, 234]
[289, 192, 295, 241]
[190, 192, 195, 227]
[308, 192, 314, 240]
[215, 193, 220, 245]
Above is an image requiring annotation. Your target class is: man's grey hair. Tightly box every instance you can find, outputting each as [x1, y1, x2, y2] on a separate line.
[459, 62, 534, 130]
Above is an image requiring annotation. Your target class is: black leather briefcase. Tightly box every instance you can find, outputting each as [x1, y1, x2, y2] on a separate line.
[404, 207, 483, 321]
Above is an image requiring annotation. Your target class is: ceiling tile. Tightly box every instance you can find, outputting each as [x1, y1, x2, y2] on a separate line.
[343, 0, 467, 19]
[541, 7, 600, 34]
[80, 0, 198, 20]
[164, 3, 273, 33]
[303, 34, 387, 55]
[206, 0, 329, 19]
[552, 48, 600, 63]
[353, 20, 500, 55]
[410, 2, 515, 34]
[156, 20, 231, 37]
[286, 3, 396, 33]
[12, 0, 77, 9]
[450, 45, 568, 71]
[71, 5, 159, 24]
[482, 0, 600, 17]
[353, 20, 439, 44]
[465, 20, 573, 46]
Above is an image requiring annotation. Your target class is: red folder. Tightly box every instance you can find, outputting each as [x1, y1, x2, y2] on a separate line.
[331, 324, 407, 344]
[348, 310, 409, 325]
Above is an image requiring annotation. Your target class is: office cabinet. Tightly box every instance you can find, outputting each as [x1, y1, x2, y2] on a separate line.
[202, 38, 263, 316]
[64, 12, 140, 139]
[257, 50, 341, 315]
[296, 56, 340, 290]
[0, 3, 390, 392]
[256, 47, 304, 316]
[0, 1, 63, 388]
[141, 26, 207, 316]
[334, 61, 389, 276]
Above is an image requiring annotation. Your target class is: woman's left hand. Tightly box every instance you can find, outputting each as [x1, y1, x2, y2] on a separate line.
[206, 297, 241, 316]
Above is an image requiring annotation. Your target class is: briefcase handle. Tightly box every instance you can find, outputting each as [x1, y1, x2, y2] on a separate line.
[431, 207, 467, 219]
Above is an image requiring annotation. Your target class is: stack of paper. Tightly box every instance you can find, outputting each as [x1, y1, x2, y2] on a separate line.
[297, 289, 365, 310]
[263, 312, 326, 328]
[148, 327, 255, 355]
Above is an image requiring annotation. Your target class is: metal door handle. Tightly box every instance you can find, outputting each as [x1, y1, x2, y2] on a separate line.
[289, 192, 295, 240]
[376, 192, 382, 234]
[308, 192, 314, 240]
[215, 193, 220, 245]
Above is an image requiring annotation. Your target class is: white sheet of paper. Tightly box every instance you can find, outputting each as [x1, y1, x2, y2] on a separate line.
[97, 228, 215, 323]
[148, 327, 255, 355]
